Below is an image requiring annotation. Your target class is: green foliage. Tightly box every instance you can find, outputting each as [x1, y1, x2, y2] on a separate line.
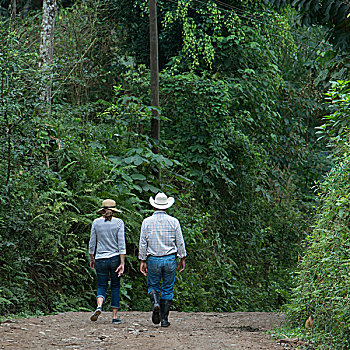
[267, 0, 350, 51]
[285, 81, 350, 349]
[116, 51, 327, 309]
[0, 0, 333, 319]
[316, 80, 350, 150]
[161, 0, 243, 71]
[53, 2, 122, 104]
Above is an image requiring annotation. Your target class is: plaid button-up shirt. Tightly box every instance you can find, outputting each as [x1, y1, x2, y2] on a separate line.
[138, 211, 187, 260]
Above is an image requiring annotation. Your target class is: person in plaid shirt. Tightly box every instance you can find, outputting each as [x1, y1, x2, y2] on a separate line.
[139, 192, 186, 327]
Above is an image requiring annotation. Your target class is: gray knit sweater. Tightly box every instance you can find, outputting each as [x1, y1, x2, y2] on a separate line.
[88, 217, 126, 259]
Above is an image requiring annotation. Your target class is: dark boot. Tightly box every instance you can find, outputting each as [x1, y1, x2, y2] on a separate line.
[149, 290, 161, 324]
[160, 299, 172, 327]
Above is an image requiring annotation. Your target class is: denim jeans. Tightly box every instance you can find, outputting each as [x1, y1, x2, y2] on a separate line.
[147, 254, 177, 300]
[95, 255, 121, 308]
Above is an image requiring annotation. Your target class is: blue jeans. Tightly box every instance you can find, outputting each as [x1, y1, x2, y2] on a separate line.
[147, 254, 177, 300]
[95, 255, 121, 308]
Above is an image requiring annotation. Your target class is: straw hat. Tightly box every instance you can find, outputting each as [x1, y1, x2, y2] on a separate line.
[149, 192, 175, 210]
[97, 199, 122, 214]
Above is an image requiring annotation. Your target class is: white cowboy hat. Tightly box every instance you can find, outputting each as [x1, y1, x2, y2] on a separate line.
[97, 199, 122, 214]
[149, 192, 175, 210]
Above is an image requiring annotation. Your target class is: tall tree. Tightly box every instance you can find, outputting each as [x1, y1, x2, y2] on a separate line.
[10, 0, 16, 17]
[39, 0, 56, 111]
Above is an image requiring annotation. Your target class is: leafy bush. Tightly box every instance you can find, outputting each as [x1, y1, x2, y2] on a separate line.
[285, 81, 350, 349]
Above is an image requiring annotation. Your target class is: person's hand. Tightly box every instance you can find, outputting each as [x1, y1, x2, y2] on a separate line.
[178, 258, 185, 273]
[140, 261, 148, 276]
[90, 258, 95, 270]
[116, 264, 124, 277]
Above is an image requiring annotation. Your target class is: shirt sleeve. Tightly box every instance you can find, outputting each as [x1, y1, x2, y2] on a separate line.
[117, 220, 126, 255]
[88, 220, 97, 255]
[175, 220, 186, 258]
[138, 220, 148, 260]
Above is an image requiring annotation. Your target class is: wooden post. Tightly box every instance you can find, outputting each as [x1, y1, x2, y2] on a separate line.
[149, 0, 160, 180]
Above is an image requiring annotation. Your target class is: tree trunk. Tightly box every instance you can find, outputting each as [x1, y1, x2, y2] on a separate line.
[39, 0, 57, 112]
[11, 0, 16, 18]
[39, 0, 56, 169]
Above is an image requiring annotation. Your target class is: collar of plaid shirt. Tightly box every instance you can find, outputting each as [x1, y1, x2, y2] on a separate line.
[153, 210, 167, 215]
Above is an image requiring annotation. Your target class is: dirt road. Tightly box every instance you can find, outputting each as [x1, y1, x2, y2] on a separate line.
[0, 311, 286, 349]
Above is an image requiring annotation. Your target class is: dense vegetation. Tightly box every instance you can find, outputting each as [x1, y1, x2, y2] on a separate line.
[1, 2, 349, 347]
[282, 81, 350, 349]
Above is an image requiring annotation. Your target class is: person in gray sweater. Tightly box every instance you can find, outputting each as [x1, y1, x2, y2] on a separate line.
[88, 199, 126, 324]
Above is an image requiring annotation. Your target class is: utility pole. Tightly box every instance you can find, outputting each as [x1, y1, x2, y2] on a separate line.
[149, 0, 160, 180]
